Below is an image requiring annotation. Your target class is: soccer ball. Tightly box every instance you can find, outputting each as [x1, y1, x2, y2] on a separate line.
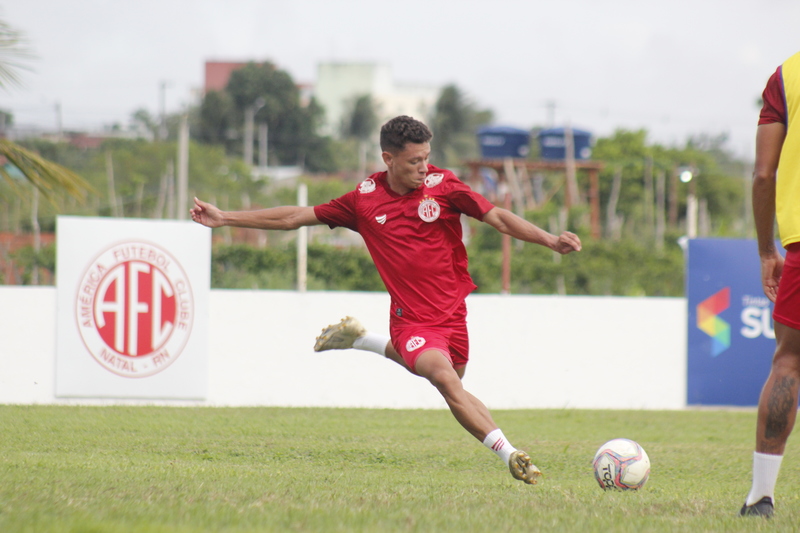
[592, 438, 650, 490]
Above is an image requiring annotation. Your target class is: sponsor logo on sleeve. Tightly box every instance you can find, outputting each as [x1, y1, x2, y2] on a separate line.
[359, 178, 376, 194]
[424, 173, 444, 188]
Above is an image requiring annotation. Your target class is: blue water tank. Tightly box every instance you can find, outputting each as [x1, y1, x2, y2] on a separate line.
[538, 127, 592, 160]
[476, 126, 531, 159]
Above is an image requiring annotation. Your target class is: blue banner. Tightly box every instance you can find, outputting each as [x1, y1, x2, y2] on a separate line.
[687, 239, 777, 406]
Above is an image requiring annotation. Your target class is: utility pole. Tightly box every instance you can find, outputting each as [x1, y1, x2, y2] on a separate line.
[55, 101, 62, 139]
[177, 113, 189, 219]
[297, 183, 308, 292]
[31, 186, 40, 285]
[564, 123, 580, 207]
[159, 81, 169, 141]
[545, 100, 556, 127]
[244, 97, 265, 166]
[258, 123, 268, 168]
[106, 151, 120, 217]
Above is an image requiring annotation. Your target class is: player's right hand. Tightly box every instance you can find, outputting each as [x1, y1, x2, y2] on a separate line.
[553, 231, 582, 255]
[190, 197, 224, 228]
[760, 251, 784, 303]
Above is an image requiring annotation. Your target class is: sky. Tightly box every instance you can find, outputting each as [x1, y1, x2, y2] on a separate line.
[2, 0, 799, 160]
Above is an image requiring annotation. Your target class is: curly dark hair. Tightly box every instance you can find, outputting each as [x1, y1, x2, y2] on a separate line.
[379, 115, 433, 154]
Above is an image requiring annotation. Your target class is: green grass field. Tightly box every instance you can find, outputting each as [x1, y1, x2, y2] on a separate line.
[0, 405, 796, 532]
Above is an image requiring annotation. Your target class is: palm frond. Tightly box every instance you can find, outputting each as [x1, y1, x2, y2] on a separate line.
[0, 139, 93, 202]
[0, 20, 34, 90]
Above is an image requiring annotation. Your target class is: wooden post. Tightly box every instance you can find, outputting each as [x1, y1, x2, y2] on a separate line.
[668, 168, 678, 227]
[589, 168, 600, 239]
[501, 190, 512, 294]
[105, 151, 120, 217]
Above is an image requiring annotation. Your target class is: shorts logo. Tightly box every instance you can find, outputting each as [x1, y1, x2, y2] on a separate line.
[406, 336, 427, 352]
[418, 197, 440, 223]
[359, 178, 376, 194]
[75, 240, 194, 378]
[424, 173, 444, 188]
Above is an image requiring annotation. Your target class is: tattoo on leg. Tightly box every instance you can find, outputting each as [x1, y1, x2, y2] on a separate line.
[764, 375, 797, 443]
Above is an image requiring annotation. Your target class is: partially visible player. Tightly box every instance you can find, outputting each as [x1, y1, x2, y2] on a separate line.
[191, 115, 581, 483]
[740, 51, 800, 518]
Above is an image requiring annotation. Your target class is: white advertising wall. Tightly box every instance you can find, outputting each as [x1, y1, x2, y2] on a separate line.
[0, 287, 687, 410]
[55, 217, 211, 399]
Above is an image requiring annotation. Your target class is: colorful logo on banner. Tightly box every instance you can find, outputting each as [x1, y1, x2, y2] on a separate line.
[687, 239, 778, 406]
[696, 287, 731, 356]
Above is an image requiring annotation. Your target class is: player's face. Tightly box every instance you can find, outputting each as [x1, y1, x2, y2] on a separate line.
[384, 142, 431, 194]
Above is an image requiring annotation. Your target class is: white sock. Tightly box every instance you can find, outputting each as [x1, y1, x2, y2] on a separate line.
[746, 451, 783, 505]
[482, 428, 517, 464]
[352, 331, 389, 356]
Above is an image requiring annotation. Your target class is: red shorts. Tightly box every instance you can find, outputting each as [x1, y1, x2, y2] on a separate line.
[390, 304, 469, 373]
[774, 243, 800, 329]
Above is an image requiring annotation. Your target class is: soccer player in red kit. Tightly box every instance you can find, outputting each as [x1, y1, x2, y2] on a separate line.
[190, 115, 582, 484]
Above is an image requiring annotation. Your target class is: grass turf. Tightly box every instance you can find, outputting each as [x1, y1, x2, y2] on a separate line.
[0, 405, 795, 532]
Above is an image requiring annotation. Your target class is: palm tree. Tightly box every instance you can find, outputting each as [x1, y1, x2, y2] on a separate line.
[0, 19, 90, 201]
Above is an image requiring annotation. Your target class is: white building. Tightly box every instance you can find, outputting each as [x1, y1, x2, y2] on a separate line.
[314, 62, 440, 137]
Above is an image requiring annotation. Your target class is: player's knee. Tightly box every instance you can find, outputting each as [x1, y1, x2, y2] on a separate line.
[426, 368, 462, 396]
[772, 351, 800, 378]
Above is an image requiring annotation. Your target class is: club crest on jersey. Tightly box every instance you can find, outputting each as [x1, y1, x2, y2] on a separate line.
[424, 173, 444, 188]
[359, 178, 376, 194]
[418, 196, 440, 223]
[406, 336, 427, 352]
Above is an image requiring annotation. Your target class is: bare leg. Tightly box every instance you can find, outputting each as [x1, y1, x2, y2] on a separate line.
[756, 322, 800, 454]
[413, 349, 541, 483]
[414, 349, 497, 441]
[384, 342, 412, 373]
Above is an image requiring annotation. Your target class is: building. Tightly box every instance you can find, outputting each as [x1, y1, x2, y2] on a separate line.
[314, 62, 439, 137]
[204, 61, 250, 93]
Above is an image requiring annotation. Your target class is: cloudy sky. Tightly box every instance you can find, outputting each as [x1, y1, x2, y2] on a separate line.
[2, 0, 799, 159]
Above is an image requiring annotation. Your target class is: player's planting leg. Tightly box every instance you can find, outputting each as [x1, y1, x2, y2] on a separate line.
[415, 350, 541, 484]
[508, 449, 542, 485]
[741, 322, 800, 517]
[740, 497, 774, 518]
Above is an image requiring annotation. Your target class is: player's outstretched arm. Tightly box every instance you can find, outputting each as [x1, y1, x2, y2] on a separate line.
[482, 206, 581, 255]
[190, 197, 323, 230]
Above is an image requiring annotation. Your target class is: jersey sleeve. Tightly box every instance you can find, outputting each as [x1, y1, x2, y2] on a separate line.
[759, 66, 787, 125]
[313, 190, 359, 231]
[446, 174, 495, 220]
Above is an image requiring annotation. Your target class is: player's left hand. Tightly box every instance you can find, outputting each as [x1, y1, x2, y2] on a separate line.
[553, 231, 582, 254]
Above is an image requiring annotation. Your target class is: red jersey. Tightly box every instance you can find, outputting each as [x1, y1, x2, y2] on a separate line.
[314, 165, 495, 326]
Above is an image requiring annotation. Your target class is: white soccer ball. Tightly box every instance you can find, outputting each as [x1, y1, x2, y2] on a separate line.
[592, 438, 650, 490]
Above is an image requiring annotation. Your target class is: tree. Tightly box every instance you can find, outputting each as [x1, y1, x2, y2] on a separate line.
[0, 19, 89, 201]
[341, 95, 378, 176]
[342, 95, 378, 141]
[129, 108, 159, 140]
[196, 90, 236, 145]
[430, 84, 493, 168]
[227, 62, 314, 167]
[195, 61, 336, 172]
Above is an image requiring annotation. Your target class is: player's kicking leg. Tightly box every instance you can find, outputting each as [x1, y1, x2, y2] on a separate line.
[314, 316, 410, 371]
[314, 316, 367, 351]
